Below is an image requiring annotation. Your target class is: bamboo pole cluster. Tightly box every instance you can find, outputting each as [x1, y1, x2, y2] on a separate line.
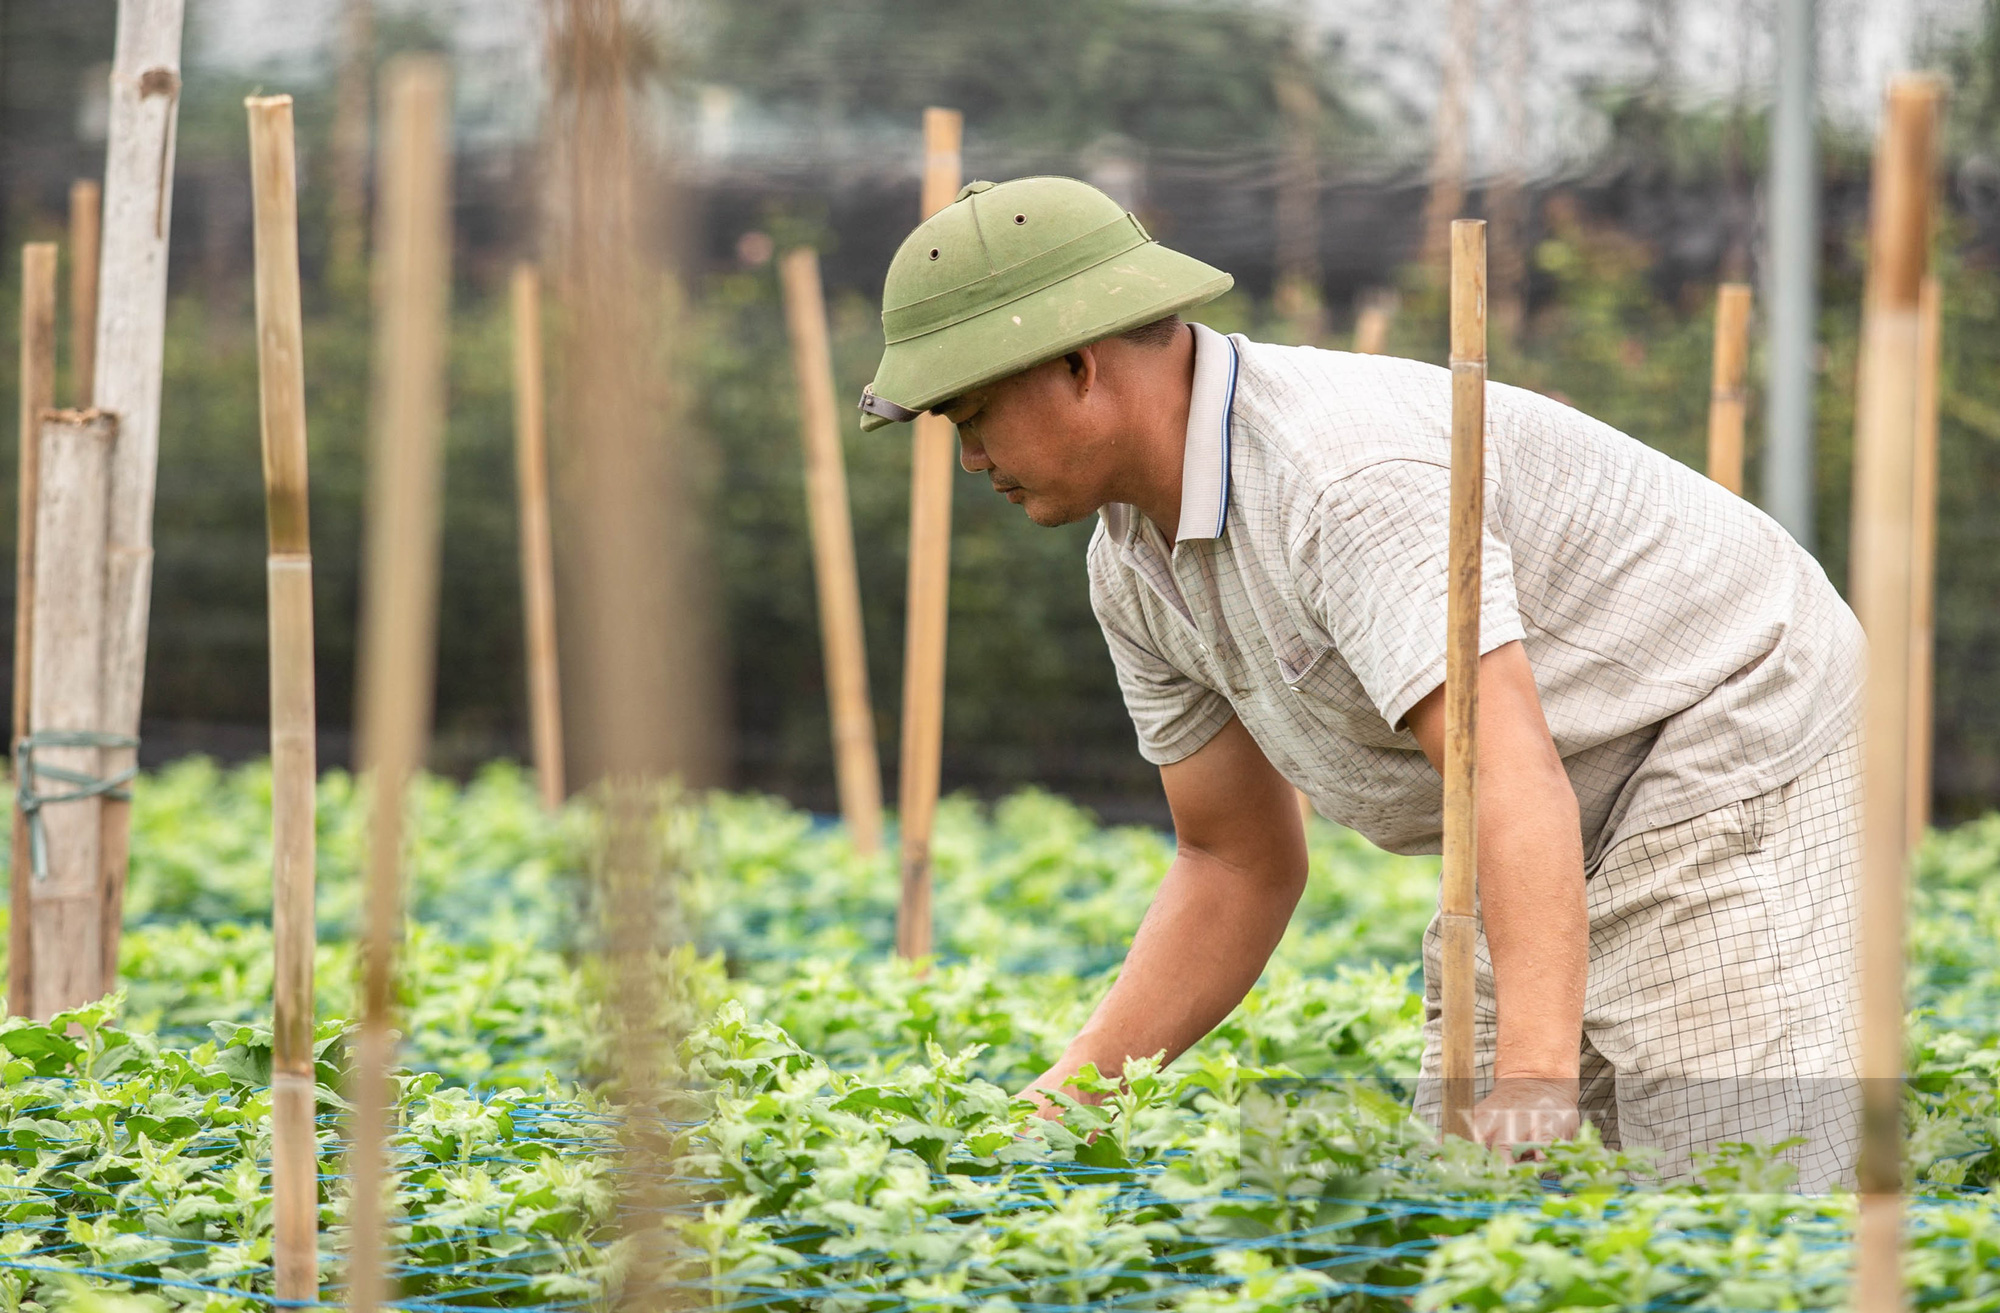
[1440, 219, 1486, 1140]
[6, 0, 183, 1021]
[1849, 74, 1942, 1313]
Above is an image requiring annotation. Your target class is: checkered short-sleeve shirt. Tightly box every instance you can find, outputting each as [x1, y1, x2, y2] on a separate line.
[1087, 325, 1864, 863]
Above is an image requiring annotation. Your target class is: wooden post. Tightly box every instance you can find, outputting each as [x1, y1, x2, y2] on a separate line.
[1849, 75, 1940, 1313]
[246, 92, 320, 1305]
[68, 182, 101, 407]
[1906, 275, 1941, 845]
[26, 410, 118, 1018]
[9, 244, 57, 1018]
[344, 56, 450, 1313]
[780, 247, 884, 854]
[94, 0, 186, 996]
[1706, 283, 1752, 496]
[895, 106, 961, 961]
[1440, 218, 1486, 1140]
[509, 264, 566, 809]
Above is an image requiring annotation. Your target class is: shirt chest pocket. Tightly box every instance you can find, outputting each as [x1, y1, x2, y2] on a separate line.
[1277, 637, 1414, 750]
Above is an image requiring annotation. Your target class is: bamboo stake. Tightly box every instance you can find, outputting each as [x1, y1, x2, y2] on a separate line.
[247, 93, 320, 1305]
[1706, 283, 1752, 496]
[95, 0, 186, 996]
[780, 247, 884, 854]
[1353, 294, 1394, 356]
[68, 182, 101, 407]
[27, 409, 117, 1018]
[329, 0, 374, 296]
[345, 56, 450, 1313]
[895, 106, 962, 961]
[1850, 75, 1940, 1313]
[1440, 219, 1486, 1140]
[1906, 275, 1941, 845]
[510, 265, 566, 810]
[8, 244, 57, 1019]
[1419, 0, 1477, 270]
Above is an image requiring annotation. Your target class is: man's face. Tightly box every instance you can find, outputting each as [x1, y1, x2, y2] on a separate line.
[941, 356, 1106, 527]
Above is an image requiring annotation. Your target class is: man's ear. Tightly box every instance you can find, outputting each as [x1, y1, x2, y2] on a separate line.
[1065, 344, 1099, 399]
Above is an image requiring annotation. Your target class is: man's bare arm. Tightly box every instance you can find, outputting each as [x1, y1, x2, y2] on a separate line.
[1404, 639, 1587, 1147]
[1022, 716, 1307, 1110]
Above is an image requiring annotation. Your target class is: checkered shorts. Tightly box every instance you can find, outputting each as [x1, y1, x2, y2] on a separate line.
[1414, 729, 1861, 1189]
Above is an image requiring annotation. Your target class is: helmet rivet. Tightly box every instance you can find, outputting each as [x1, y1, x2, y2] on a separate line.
[929, 248, 940, 260]
[1014, 214, 1027, 225]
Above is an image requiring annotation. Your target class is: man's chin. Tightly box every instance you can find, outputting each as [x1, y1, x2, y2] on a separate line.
[1020, 495, 1088, 528]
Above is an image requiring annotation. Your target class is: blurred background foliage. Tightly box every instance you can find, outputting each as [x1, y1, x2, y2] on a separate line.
[0, 0, 1998, 821]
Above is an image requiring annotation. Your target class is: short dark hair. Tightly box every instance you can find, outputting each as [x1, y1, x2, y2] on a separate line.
[1117, 314, 1184, 349]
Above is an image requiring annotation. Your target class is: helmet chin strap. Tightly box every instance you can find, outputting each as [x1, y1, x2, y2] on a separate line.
[857, 384, 919, 423]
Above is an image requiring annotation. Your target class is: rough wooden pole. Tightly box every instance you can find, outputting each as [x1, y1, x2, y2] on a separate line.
[8, 244, 58, 1019]
[68, 182, 101, 407]
[895, 106, 962, 962]
[1706, 283, 1752, 496]
[1906, 275, 1941, 845]
[344, 56, 450, 1313]
[780, 247, 884, 854]
[1850, 76, 1940, 1313]
[27, 410, 118, 1018]
[510, 264, 566, 810]
[94, 0, 186, 996]
[1441, 218, 1486, 1140]
[246, 93, 320, 1305]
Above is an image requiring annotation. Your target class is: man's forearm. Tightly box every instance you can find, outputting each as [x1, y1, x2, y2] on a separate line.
[1040, 847, 1305, 1088]
[1479, 764, 1587, 1080]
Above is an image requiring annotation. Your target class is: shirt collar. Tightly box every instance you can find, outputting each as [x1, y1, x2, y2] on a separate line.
[1174, 322, 1237, 543]
[1099, 322, 1237, 547]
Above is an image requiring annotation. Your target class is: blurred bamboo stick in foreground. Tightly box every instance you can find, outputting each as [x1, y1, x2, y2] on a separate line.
[345, 55, 450, 1313]
[1850, 73, 1941, 1313]
[551, 0, 693, 1303]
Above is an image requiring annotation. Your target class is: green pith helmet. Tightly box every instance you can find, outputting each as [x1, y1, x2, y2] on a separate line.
[858, 176, 1233, 430]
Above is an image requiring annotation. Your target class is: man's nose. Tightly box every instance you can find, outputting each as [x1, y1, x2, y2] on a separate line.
[958, 431, 991, 473]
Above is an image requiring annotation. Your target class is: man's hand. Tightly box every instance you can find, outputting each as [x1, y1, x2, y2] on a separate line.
[1018, 717, 1307, 1113]
[1016, 1061, 1098, 1121]
[1471, 1077, 1581, 1153]
[1406, 641, 1588, 1141]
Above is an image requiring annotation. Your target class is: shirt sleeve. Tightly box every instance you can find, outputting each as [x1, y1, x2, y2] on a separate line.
[1086, 533, 1235, 766]
[1292, 458, 1525, 730]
